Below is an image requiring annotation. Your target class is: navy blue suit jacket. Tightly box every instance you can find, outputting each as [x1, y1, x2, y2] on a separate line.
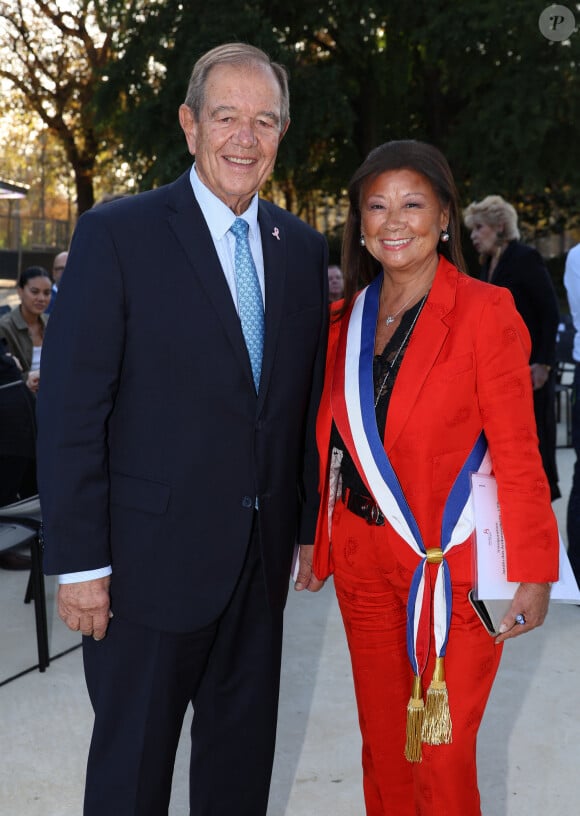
[37, 171, 328, 631]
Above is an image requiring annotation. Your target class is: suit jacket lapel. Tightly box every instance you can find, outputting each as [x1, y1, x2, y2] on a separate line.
[165, 172, 255, 386]
[385, 258, 458, 451]
[257, 202, 286, 407]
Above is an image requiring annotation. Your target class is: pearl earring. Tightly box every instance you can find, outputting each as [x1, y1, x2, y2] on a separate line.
[440, 229, 450, 243]
[360, 234, 366, 247]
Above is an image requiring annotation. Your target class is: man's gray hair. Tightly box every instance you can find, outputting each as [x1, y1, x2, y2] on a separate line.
[183, 43, 290, 130]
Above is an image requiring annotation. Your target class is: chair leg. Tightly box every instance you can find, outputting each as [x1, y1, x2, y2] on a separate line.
[29, 534, 50, 672]
[24, 570, 34, 604]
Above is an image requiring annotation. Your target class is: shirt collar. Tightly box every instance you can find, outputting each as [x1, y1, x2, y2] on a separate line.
[189, 164, 260, 242]
[11, 307, 47, 330]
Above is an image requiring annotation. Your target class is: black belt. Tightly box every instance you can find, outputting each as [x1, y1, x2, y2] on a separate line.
[343, 489, 385, 526]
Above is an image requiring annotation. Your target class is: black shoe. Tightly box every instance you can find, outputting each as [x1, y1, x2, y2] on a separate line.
[0, 551, 32, 570]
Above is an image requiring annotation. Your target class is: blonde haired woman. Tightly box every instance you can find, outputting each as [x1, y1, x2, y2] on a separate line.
[464, 195, 560, 499]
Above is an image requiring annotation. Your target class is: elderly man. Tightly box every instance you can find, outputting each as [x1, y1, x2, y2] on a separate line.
[37, 43, 328, 815]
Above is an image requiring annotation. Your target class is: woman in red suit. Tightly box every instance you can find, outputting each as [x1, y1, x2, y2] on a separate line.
[313, 141, 558, 815]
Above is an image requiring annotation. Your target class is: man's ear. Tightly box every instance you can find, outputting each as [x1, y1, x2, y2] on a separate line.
[178, 105, 197, 156]
[278, 119, 290, 143]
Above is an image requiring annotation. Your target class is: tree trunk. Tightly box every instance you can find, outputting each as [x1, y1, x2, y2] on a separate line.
[74, 167, 95, 215]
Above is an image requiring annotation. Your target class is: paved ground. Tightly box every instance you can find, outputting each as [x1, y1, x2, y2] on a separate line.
[1, 278, 578, 815]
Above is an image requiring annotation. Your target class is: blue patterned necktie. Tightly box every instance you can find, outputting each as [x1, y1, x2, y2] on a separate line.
[230, 217, 264, 391]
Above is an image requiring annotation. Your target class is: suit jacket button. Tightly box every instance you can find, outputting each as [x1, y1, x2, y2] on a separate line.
[241, 496, 253, 508]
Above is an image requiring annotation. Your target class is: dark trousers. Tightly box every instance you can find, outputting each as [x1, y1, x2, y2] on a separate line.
[0, 455, 37, 506]
[567, 364, 580, 583]
[82, 518, 284, 816]
[534, 373, 560, 500]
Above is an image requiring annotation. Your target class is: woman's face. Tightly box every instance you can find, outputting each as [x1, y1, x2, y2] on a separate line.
[19, 276, 52, 316]
[360, 168, 449, 278]
[469, 220, 499, 256]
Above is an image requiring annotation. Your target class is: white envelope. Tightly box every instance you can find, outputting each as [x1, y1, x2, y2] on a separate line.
[470, 473, 580, 604]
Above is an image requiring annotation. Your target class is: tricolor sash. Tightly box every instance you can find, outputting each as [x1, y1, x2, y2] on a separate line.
[331, 273, 492, 759]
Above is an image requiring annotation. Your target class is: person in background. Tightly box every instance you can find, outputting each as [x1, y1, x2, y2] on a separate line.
[0, 339, 36, 567]
[45, 251, 68, 314]
[563, 241, 580, 584]
[0, 266, 51, 393]
[37, 42, 327, 816]
[328, 264, 344, 302]
[313, 140, 558, 815]
[464, 195, 561, 500]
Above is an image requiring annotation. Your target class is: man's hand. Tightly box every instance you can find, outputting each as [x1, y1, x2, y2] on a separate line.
[294, 544, 325, 592]
[495, 582, 551, 644]
[58, 576, 112, 640]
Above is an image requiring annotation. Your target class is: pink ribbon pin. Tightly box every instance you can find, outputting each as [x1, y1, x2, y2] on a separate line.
[272, 227, 280, 240]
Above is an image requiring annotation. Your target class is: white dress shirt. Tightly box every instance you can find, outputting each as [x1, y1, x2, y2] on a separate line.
[59, 164, 264, 585]
[189, 164, 265, 306]
[564, 243, 580, 362]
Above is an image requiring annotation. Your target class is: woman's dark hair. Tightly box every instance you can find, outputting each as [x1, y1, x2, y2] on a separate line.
[340, 140, 465, 315]
[18, 265, 51, 288]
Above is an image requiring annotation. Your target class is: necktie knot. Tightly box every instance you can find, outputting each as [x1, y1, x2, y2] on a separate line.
[230, 217, 250, 240]
[229, 217, 264, 392]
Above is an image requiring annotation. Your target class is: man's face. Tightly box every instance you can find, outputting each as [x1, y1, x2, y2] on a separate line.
[179, 62, 288, 214]
[52, 252, 68, 286]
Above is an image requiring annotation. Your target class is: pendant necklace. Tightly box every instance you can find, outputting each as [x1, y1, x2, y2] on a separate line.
[374, 293, 428, 407]
[385, 290, 423, 326]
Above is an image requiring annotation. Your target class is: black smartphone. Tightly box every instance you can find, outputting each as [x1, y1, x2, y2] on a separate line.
[468, 590, 511, 637]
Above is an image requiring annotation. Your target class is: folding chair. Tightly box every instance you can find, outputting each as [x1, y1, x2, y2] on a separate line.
[0, 496, 49, 672]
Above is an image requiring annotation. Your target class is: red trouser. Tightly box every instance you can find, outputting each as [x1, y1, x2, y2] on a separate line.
[330, 500, 503, 816]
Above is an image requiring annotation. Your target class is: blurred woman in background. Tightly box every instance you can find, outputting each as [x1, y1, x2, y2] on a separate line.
[0, 265, 51, 393]
[464, 195, 560, 499]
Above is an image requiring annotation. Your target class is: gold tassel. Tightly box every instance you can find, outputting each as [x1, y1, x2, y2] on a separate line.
[404, 675, 425, 763]
[422, 656, 452, 745]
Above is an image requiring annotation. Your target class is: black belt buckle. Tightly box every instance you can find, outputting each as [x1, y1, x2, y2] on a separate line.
[345, 490, 385, 526]
[369, 503, 385, 526]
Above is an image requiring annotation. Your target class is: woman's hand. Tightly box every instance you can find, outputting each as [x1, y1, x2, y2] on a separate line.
[495, 582, 551, 643]
[8, 353, 23, 371]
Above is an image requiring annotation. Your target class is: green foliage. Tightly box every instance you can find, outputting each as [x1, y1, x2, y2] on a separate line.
[2, 0, 579, 233]
[393, 0, 580, 222]
[99, 0, 579, 235]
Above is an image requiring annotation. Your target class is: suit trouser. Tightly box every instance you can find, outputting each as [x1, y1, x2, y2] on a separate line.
[567, 363, 580, 583]
[533, 373, 560, 500]
[82, 517, 284, 816]
[330, 500, 502, 816]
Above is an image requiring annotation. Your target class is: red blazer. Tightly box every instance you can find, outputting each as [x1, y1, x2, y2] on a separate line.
[314, 257, 559, 585]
